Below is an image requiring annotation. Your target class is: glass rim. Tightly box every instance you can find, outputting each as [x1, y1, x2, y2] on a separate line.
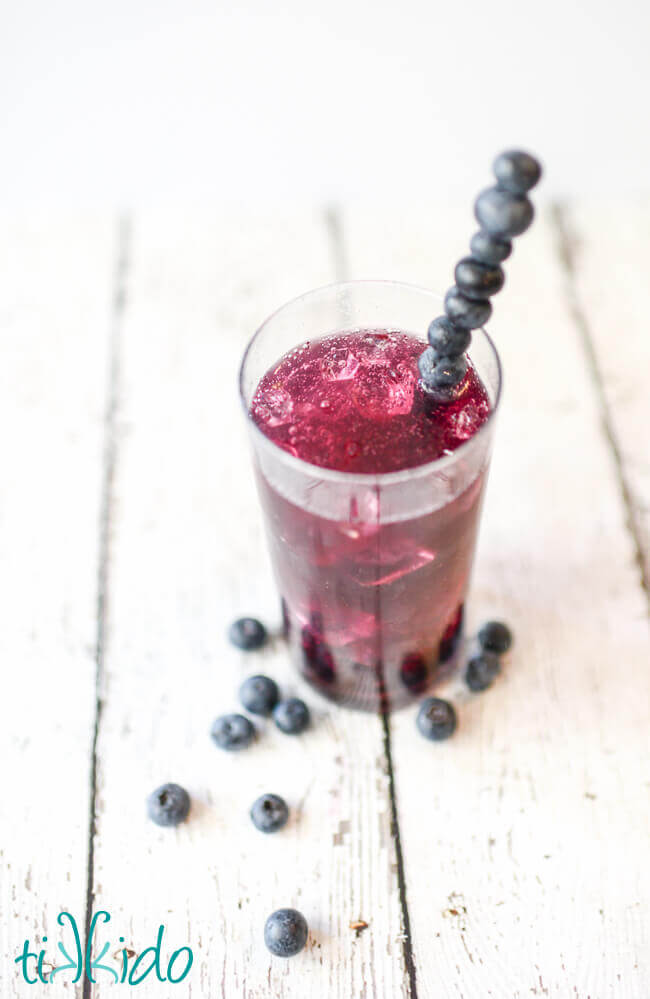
[238, 278, 503, 487]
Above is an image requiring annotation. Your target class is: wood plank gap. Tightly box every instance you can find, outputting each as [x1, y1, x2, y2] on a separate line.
[551, 201, 650, 611]
[328, 204, 419, 997]
[82, 214, 130, 999]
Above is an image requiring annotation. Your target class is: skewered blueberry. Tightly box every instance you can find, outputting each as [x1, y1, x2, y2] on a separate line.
[454, 257, 505, 300]
[427, 316, 471, 357]
[418, 347, 467, 389]
[474, 187, 534, 238]
[273, 697, 310, 735]
[239, 674, 279, 716]
[478, 620, 513, 654]
[465, 651, 500, 692]
[493, 150, 542, 194]
[250, 793, 289, 833]
[416, 697, 457, 741]
[210, 713, 255, 750]
[444, 286, 492, 330]
[228, 617, 268, 651]
[469, 230, 512, 266]
[264, 908, 309, 957]
[146, 783, 191, 827]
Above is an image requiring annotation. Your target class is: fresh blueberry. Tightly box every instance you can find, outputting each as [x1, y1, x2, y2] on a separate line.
[478, 620, 513, 654]
[418, 347, 467, 390]
[273, 697, 310, 735]
[416, 697, 457, 741]
[474, 187, 534, 239]
[465, 651, 501, 692]
[239, 674, 279, 716]
[400, 653, 429, 694]
[264, 908, 309, 957]
[146, 783, 191, 827]
[454, 257, 505, 301]
[439, 603, 464, 663]
[210, 713, 255, 750]
[250, 793, 289, 833]
[427, 316, 471, 357]
[469, 230, 512, 266]
[493, 150, 542, 194]
[228, 617, 268, 651]
[444, 286, 492, 331]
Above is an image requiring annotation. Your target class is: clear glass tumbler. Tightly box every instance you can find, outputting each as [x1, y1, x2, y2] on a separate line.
[240, 281, 501, 711]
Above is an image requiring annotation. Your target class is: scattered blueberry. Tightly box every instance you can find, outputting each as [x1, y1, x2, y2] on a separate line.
[146, 783, 191, 827]
[469, 230, 512, 266]
[273, 697, 310, 735]
[478, 620, 513, 654]
[210, 713, 255, 750]
[493, 149, 542, 194]
[474, 186, 534, 239]
[454, 257, 505, 300]
[250, 793, 289, 833]
[264, 908, 309, 958]
[228, 617, 268, 651]
[400, 653, 429, 694]
[416, 697, 457, 741]
[239, 674, 279, 716]
[427, 316, 471, 358]
[465, 651, 501, 692]
[444, 286, 492, 331]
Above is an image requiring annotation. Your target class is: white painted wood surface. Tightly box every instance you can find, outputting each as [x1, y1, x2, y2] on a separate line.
[0, 217, 114, 994]
[1, 204, 649, 997]
[344, 205, 650, 997]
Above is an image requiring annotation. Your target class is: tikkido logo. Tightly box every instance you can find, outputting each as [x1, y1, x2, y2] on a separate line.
[15, 911, 194, 986]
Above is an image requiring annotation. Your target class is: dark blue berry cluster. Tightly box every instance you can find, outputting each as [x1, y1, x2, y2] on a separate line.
[464, 620, 513, 692]
[419, 150, 542, 398]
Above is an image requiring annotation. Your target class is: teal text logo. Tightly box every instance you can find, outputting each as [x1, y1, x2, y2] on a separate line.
[15, 911, 193, 985]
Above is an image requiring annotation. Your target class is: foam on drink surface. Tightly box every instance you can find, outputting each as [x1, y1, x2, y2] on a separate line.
[251, 330, 491, 473]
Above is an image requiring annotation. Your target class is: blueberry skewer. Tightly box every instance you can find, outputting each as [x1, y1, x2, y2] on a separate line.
[418, 150, 542, 400]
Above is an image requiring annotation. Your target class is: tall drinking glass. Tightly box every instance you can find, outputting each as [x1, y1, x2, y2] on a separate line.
[240, 281, 501, 711]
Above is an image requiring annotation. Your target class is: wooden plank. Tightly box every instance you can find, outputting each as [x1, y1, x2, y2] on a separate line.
[0, 216, 114, 991]
[559, 199, 650, 595]
[344, 203, 650, 997]
[91, 210, 409, 997]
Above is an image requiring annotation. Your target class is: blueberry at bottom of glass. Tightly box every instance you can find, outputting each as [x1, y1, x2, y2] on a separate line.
[282, 600, 466, 712]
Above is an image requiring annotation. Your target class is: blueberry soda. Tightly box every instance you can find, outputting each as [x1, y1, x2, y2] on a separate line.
[241, 282, 501, 709]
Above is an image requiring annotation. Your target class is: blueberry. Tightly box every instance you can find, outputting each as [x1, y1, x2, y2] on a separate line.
[474, 187, 534, 239]
[264, 908, 309, 957]
[228, 617, 267, 651]
[416, 697, 457, 741]
[469, 231, 512, 266]
[400, 653, 429, 694]
[454, 257, 505, 301]
[273, 697, 310, 735]
[465, 651, 501, 692]
[210, 713, 255, 750]
[431, 354, 468, 389]
[444, 286, 492, 331]
[146, 783, 191, 827]
[250, 793, 289, 833]
[239, 674, 279, 716]
[493, 150, 542, 194]
[418, 346, 468, 390]
[427, 316, 471, 357]
[478, 620, 513, 654]
[439, 603, 464, 663]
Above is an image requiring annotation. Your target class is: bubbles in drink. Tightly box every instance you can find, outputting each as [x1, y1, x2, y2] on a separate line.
[251, 329, 490, 473]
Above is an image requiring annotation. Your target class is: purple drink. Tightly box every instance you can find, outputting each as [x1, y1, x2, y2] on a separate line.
[240, 282, 501, 710]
